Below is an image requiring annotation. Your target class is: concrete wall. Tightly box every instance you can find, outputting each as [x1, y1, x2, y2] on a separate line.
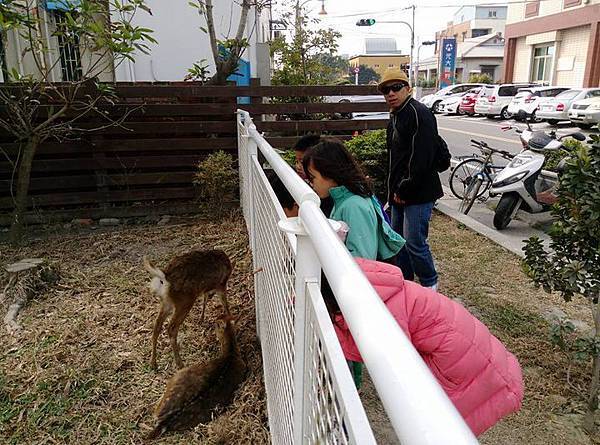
[475, 6, 507, 20]
[460, 58, 503, 82]
[113, 0, 270, 82]
[3, 6, 114, 82]
[511, 25, 591, 87]
[507, 0, 600, 24]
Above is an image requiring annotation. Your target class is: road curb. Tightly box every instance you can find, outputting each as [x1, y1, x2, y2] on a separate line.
[436, 186, 526, 258]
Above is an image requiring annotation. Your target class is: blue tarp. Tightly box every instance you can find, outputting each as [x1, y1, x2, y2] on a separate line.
[45, 0, 80, 11]
[228, 58, 251, 105]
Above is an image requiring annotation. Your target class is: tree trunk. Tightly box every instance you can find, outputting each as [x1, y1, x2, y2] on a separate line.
[584, 299, 600, 433]
[9, 135, 40, 246]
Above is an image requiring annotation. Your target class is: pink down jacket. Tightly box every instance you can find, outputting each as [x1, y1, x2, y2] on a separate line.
[334, 258, 524, 436]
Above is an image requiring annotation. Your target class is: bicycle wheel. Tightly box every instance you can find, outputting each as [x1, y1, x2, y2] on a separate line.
[459, 177, 484, 215]
[449, 158, 490, 199]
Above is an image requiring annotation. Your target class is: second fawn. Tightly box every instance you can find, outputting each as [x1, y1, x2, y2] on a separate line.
[143, 249, 232, 369]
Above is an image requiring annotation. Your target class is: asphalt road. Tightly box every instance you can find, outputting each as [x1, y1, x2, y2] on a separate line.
[435, 113, 597, 234]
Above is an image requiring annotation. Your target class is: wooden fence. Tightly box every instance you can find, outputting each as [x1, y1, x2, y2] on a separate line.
[0, 81, 390, 225]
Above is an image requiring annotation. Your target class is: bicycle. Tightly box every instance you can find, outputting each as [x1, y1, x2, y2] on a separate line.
[448, 140, 515, 215]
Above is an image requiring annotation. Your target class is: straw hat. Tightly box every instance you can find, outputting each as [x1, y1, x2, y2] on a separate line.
[378, 68, 410, 91]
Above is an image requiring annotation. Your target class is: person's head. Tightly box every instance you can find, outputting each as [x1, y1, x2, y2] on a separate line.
[302, 139, 372, 199]
[266, 170, 299, 217]
[378, 68, 412, 110]
[293, 134, 321, 178]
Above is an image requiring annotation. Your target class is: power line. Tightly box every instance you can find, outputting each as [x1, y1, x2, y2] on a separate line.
[324, 0, 562, 19]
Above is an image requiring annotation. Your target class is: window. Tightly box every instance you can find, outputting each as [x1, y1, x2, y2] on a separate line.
[564, 0, 581, 8]
[488, 10, 497, 17]
[471, 29, 490, 38]
[480, 66, 495, 79]
[556, 90, 581, 99]
[525, 1, 540, 18]
[530, 45, 554, 83]
[462, 31, 467, 41]
[0, 32, 8, 82]
[586, 90, 600, 98]
[388, 64, 394, 68]
[54, 11, 83, 81]
[374, 64, 380, 68]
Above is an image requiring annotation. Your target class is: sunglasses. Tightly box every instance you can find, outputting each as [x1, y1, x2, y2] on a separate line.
[381, 83, 407, 95]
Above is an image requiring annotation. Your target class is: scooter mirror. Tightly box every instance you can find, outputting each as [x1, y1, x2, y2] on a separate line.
[571, 132, 586, 142]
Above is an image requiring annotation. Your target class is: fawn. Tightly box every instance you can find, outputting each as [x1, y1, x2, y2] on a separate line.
[146, 314, 247, 439]
[143, 249, 232, 369]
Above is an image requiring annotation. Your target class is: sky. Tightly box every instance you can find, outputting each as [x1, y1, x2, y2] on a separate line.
[276, 0, 506, 61]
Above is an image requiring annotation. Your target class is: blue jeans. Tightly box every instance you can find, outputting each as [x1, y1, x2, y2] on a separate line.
[391, 202, 438, 287]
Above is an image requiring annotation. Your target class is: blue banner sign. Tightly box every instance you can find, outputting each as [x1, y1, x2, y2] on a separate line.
[439, 38, 457, 89]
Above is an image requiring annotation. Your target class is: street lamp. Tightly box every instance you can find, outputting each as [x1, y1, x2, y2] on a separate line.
[355, 10, 416, 86]
[318, 0, 327, 15]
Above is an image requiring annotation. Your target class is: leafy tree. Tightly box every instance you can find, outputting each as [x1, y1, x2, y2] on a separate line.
[270, 2, 341, 86]
[523, 135, 600, 432]
[188, 0, 270, 85]
[0, 0, 155, 245]
[350, 64, 380, 85]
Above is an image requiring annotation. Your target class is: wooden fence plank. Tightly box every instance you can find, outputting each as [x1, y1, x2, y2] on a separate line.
[256, 119, 389, 132]
[0, 187, 196, 209]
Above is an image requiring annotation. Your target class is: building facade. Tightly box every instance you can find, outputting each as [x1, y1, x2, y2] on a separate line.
[435, 5, 508, 54]
[349, 54, 410, 79]
[0, 1, 271, 84]
[503, 0, 600, 87]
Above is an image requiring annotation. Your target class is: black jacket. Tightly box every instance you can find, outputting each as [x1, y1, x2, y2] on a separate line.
[386, 97, 444, 205]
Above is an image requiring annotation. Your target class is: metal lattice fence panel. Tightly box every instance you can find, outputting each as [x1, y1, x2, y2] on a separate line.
[250, 160, 297, 444]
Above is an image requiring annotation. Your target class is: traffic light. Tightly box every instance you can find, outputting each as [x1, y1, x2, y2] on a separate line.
[356, 18, 376, 26]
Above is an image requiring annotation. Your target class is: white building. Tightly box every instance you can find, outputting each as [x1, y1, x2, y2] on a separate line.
[0, 1, 272, 84]
[113, 0, 272, 84]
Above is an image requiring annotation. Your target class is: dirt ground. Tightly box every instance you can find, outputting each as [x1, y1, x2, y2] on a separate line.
[363, 212, 599, 445]
[1, 210, 599, 444]
[0, 212, 269, 445]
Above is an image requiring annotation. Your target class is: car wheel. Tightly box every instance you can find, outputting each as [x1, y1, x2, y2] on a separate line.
[433, 101, 442, 113]
[546, 119, 558, 125]
[532, 110, 543, 123]
[457, 107, 466, 115]
[500, 107, 510, 120]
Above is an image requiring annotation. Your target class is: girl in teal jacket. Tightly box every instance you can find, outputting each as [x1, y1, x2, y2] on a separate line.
[303, 139, 405, 387]
[302, 138, 405, 262]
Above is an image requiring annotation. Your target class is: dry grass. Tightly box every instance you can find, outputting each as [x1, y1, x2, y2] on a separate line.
[0, 211, 269, 445]
[2, 209, 600, 445]
[430, 212, 599, 445]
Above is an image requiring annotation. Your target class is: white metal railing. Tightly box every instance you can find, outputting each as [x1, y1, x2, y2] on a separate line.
[237, 109, 479, 445]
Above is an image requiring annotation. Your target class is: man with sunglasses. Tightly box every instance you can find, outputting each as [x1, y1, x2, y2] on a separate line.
[379, 68, 443, 291]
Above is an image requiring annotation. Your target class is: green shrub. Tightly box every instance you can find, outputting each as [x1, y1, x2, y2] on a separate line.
[468, 73, 493, 84]
[344, 130, 388, 201]
[543, 139, 585, 172]
[194, 151, 238, 213]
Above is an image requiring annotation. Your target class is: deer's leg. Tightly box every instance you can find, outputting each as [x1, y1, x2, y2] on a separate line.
[217, 283, 231, 317]
[199, 293, 209, 323]
[150, 302, 171, 370]
[167, 300, 193, 369]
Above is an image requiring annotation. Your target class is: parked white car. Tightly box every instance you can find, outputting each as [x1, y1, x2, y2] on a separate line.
[507, 86, 570, 121]
[438, 88, 481, 115]
[538, 88, 600, 124]
[568, 96, 600, 129]
[474, 83, 538, 119]
[420, 83, 483, 113]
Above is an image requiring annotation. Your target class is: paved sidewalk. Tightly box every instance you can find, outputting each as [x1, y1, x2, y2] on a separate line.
[436, 186, 551, 258]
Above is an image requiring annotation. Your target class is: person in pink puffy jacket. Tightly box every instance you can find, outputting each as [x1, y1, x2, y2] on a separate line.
[321, 257, 524, 437]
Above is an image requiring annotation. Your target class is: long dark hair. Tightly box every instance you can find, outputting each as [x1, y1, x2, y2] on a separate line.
[302, 139, 372, 197]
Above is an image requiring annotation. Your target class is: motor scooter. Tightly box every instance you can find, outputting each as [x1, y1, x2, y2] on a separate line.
[489, 110, 586, 230]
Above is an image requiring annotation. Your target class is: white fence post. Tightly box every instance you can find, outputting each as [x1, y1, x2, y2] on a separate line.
[283, 218, 321, 445]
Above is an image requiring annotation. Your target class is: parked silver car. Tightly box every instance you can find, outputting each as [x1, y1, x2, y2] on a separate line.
[569, 96, 600, 129]
[474, 83, 538, 119]
[537, 88, 600, 124]
[420, 84, 483, 113]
